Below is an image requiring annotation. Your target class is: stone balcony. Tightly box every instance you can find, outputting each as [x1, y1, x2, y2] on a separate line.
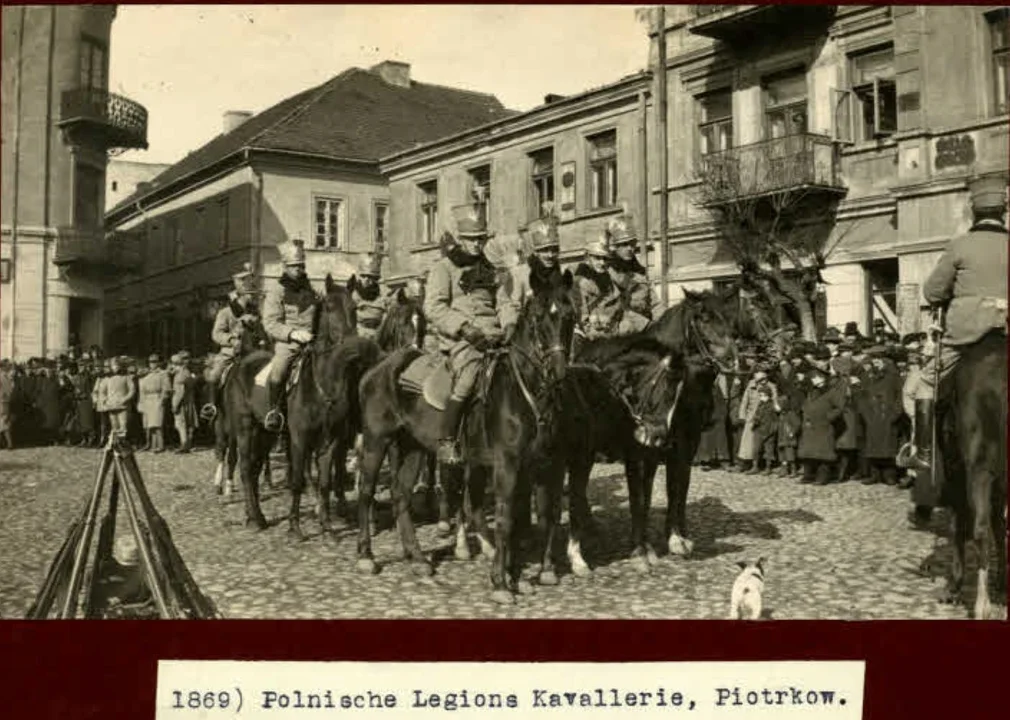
[697, 133, 846, 206]
[52, 228, 142, 274]
[58, 87, 148, 151]
[688, 4, 836, 42]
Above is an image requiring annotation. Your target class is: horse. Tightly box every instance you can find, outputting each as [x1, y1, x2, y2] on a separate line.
[562, 289, 738, 575]
[224, 274, 378, 536]
[355, 264, 578, 603]
[937, 331, 1007, 619]
[202, 311, 275, 498]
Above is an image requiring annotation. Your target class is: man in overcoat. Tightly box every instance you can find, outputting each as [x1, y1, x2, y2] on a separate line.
[351, 253, 390, 340]
[140, 354, 172, 453]
[171, 351, 197, 453]
[203, 264, 259, 420]
[604, 211, 655, 335]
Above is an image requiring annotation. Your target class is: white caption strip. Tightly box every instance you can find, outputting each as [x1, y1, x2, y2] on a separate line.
[157, 660, 864, 720]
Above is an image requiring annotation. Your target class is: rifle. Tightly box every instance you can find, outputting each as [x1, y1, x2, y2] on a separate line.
[929, 305, 945, 473]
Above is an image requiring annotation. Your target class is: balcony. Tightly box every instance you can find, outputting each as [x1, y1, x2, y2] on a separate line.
[58, 88, 148, 151]
[697, 133, 846, 207]
[52, 228, 142, 274]
[688, 4, 835, 42]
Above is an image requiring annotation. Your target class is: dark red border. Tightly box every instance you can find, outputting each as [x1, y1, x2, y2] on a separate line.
[3, 1, 1007, 719]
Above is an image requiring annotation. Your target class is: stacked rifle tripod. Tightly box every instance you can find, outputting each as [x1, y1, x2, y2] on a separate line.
[26, 432, 221, 619]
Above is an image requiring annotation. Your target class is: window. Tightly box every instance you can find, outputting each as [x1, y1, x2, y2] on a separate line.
[80, 36, 107, 90]
[170, 218, 183, 266]
[588, 130, 618, 210]
[194, 206, 206, 250]
[217, 198, 230, 250]
[763, 69, 808, 139]
[1, 259, 11, 284]
[419, 180, 438, 245]
[314, 197, 345, 249]
[833, 46, 897, 143]
[73, 164, 103, 229]
[374, 202, 389, 253]
[697, 90, 733, 155]
[111, 180, 118, 192]
[530, 147, 555, 216]
[991, 10, 1009, 115]
[468, 165, 491, 225]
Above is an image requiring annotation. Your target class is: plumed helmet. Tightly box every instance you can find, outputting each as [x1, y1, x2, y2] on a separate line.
[606, 204, 637, 246]
[358, 253, 382, 278]
[968, 173, 1007, 212]
[526, 203, 561, 251]
[483, 233, 523, 270]
[232, 262, 256, 293]
[585, 234, 611, 258]
[278, 237, 307, 266]
[451, 203, 489, 239]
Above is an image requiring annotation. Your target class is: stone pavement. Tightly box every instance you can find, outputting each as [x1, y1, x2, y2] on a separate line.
[0, 446, 994, 620]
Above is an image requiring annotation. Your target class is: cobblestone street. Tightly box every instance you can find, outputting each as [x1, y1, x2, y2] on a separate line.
[0, 446, 986, 620]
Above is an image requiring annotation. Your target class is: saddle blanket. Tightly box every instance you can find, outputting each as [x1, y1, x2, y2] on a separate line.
[254, 355, 303, 390]
[398, 353, 453, 411]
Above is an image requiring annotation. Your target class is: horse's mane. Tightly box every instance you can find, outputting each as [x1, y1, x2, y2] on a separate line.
[576, 331, 672, 373]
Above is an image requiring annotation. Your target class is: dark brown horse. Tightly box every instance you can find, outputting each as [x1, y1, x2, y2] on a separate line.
[563, 290, 738, 575]
[356, 265, 577, 603]
[224, 275, 377, 536]
[937, 331, 1007, 619]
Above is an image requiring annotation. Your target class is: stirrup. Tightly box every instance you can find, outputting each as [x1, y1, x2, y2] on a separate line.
[199, 403, 218, 422]
[264, 408, 286, 433]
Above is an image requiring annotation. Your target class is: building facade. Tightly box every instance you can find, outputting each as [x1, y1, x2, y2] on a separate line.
[105, 158, 170, 211]
[103, 62, 513, 359]
[1, 5, 148, 360]
[655, 4, 1009, 334]
[380, 73, 654, 284]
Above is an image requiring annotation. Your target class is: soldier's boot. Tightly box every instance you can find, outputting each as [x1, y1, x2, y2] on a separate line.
[836, 453, 851, 483]
[911, 399, 935, 470]
[263, 379, 285, 433]
[435, 399, 466, 466]
[141, 429, 151, 452]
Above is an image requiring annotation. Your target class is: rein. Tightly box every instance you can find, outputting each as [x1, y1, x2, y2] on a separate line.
[505, 339, 567, 428]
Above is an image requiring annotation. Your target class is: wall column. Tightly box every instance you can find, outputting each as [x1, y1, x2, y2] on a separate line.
[45, 292, 69, 356]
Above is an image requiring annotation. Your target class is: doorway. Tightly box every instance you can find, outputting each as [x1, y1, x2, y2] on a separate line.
[864, 258, 899, 335]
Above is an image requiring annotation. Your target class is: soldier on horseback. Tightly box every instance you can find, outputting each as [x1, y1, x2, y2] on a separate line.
[604, 210, 655, 335]
[424, 203, 509, 465]
[262, 238, 318, 432]
[201, 264, 260, 421]
[574, 235, 621, 341]
[904, 174, 1008, 475]
[498, 206, 563, 331]
[351, 253, 389, 340]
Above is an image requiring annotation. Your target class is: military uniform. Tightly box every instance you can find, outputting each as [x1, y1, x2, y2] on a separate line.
[203, 265, 260, 420]
[103, 360, 136, 437]
[496, 212, 562, 331]
[139, 354, 172, 452]
[424, 203, 508, 464]
[574, 236, 622, 339]
[171, 351, 196, 453]
[351, 254, 389, 340]
[261, 238, 318, 430]
[603, 212, 655, 335]
[907, 174, 1008, 473]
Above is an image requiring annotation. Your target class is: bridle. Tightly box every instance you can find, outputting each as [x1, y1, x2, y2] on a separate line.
[688, 311, 741, 377]
[501, 298, 571, 429]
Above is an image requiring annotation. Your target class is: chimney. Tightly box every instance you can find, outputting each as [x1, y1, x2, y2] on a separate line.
[222, 110, 253, 134]
[544, 93, 566, 105]
[369, 60, 411, 88]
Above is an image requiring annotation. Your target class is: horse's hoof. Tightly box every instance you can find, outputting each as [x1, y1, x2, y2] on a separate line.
[454, 542, 472, 562]
[356, 558, 379, 575]
[215, 486, 223, 496]
[437, 520, 453, 537]
[286, 526, 307, 543]
[246, 516, 269, 531]
[411, 561, 435, 578]
[631, 554, 651, 574]
[539, 570, 559, 586]
[936, 587, 961, 605]
[490, 589, 516, 605]
[571, 560, 592, 578]
[646, 546, 660, 566]
[667, 535, 694, 557]
[517, 579, 535, 595]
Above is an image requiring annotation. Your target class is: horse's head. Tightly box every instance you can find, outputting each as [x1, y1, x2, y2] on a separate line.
[377, 287, 426, 351]
[513, 262, 577, 382]
[678, 288, 738, 372]
[319, 274, 358, 345]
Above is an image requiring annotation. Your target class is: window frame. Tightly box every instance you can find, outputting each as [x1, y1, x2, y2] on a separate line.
[312, 195, 347, 250]
[762, 67, 809, 140]
[586, 129, 618, 211]
[989, 9, 1010, 116]
[696, 88, 734, 157]
[217, 197, 230, 250]
[79, 34, 107, 90]
[848, 45, 897, 142]
[529, 146, 556, 217]
[373, 200, 390, 254]
[169, 217, 183, 267]
[417, 180, 439, 246]
[467, 164, 492, 226]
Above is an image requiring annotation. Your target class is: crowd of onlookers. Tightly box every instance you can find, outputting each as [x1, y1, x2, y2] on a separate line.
[0, 348, 208, 453]
[695, 320, 923, 488]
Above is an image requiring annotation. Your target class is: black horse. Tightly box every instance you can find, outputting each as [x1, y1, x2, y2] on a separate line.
[224, 275, 379, 536]
[937, 331, 1007, 619]
[356, 265, 577, 603]
[562, 290, 738, 575]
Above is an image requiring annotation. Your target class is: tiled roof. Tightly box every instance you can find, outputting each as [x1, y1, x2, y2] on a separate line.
[108, 68, 514, 216]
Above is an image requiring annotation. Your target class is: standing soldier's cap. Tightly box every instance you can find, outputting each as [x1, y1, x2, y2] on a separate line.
[170, 352, 182, 365]
[606, 205, 638, 246]
[178, 350, 191, 361]
[451, 203, 489, 239]
[358, 253, 382, 278]
[278, 237, 307, 266]
[148, 353, 160, 364]
[526, 203, 561, 251]
[233, 262, 257, 293]
[968, 174, 1008, 212]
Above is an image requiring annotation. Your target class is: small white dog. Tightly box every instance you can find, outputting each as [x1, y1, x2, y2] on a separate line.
[729, 557, 766, 620]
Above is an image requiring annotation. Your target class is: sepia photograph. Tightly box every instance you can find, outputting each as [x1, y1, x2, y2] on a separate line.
[0, 3, 1006, 622]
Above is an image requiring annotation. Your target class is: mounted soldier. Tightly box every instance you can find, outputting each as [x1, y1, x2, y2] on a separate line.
[424, 201, 509, 465]
[903, 174, 1008, 474]
[604, 210, 656, 335]
[262, 238, 318, 432]
[350, 253, 388, 340]
[498, 205, 563, 333]
[574, 234, 621, 343]
[201, 263, 260, 421]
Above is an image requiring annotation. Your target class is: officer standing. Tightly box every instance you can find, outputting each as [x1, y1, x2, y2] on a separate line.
[140, 354, 172, 453]
[171, 351, 197, 453]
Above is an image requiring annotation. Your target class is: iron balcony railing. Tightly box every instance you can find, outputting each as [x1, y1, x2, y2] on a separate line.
[59, 87, 149, 150]
[694, 4, 742, 19]
[698, 133, 844, 205]
[52, 228, 143, 271]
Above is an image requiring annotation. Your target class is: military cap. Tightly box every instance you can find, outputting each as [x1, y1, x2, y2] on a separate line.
[605, 207, 638, 246]
[451, 203, 489, 239]
[357, 253, 382, 278]
[178, 350, 191, 361]
[148, 353, 160, 364]
[232, 262, 257, 293]
[526, 211, 561, 252]
[278, 238, 307, 266]
[968, 174, 1007, 212]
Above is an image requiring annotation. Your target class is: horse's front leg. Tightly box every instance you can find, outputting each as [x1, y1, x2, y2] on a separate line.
[392, 446, 433, 576]
[665, 448, 695, 558]
[535, 462, 563, 586]
[625, 453, 652, 572]
[286, 435, 309, 542]
[316, 438, 337, 533]
[355, 430, 387, 575]
[943, 504, 969, 606]
[466, 465, 495, 560]
[640, 452, 660, 566]
[490, 458, 518, 604]
[972, 478, 995, 620]
[565, 457, 593, 578]
[237, 418, 267, 530]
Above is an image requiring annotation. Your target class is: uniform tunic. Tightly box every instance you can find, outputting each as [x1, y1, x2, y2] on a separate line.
[171, 367, 197, 431]
[103, 372, 136, 433]
[139, 369, 172, 429]
[607, 256, 654, 335]
[352, 284, 390, 340]
[208, 293, 258, 383]
[262, 275, 318, 384]
[574, 263, 622, 338]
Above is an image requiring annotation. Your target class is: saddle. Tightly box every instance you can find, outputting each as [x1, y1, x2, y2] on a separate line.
[398, 353, 453, 411]
[253, 351, 306, 394]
